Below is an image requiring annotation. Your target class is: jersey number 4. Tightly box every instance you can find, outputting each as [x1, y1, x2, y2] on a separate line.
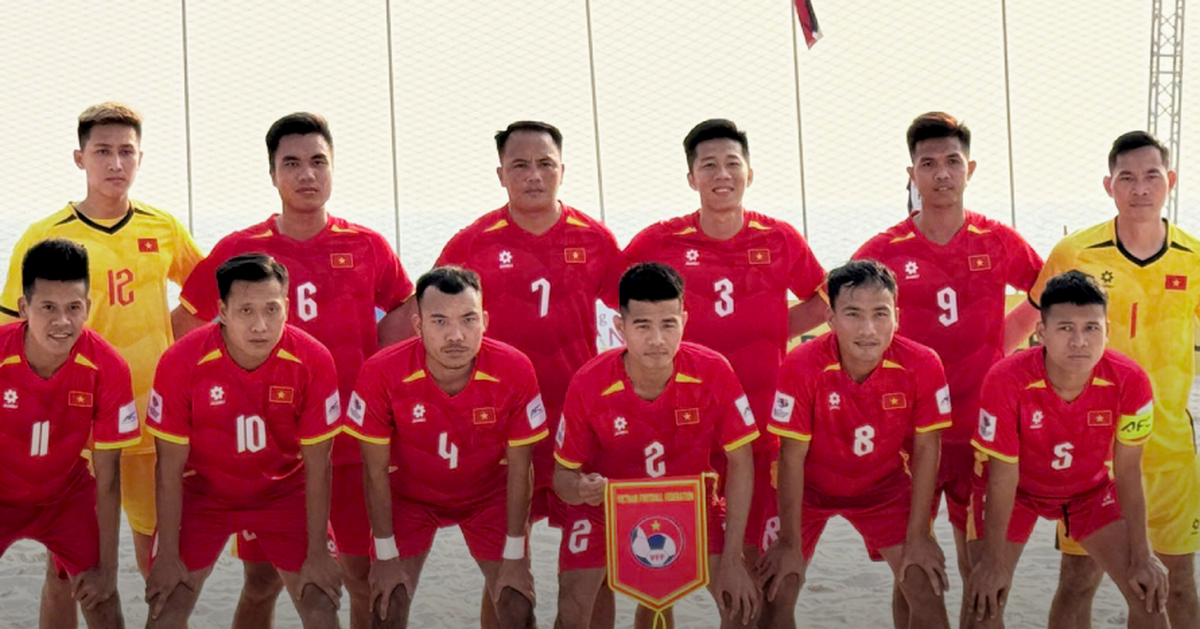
[439, 432, 459, 469]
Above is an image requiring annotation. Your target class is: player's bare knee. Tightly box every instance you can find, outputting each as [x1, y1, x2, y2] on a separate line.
[295, 585, 339, 628]
[494, 587, 534, 629]
[898, 566, 944, 615]
[1056, 554, 1103, 595]
[241, 562, 285, 602]
[80, 594, 124, 629]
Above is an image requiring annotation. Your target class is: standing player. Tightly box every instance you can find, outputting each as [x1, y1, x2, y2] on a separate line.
[622, 120, 825, 624]
[0, 240, 138, 629]
[144, 253, 343, 629]
[171, 112, 415, 628]
[853, 112, 1043, 623]
[757, 260, 951, 628]
[346, 266, 545, 628]
[1031, 131, 1200, 629]
[0, 103, 203, 627]
[554, 262, 761, 629]
[967, 271, 1169, 628]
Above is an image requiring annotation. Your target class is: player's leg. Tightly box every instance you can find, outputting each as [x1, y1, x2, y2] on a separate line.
[278, 568, 340, 629]
[961, 539, 1024, 629]
[40, 556, 79, 629]
[145, 566, 214, 629]
[1047, 544, 1102, 629]
[459, 499, 536, 629]
[1074, 520, 1170, 629]
[556, 505, 609, 629]
[330, 462, 373, 629]
[961, 485, 1038, 629]
[1144, 460, 1200, 629]
[878, 543, 949, 629]
[745, 450, 783, 629]
[946, 446, 977, 629]
[476, 559, 536, 629]
[231, 553, 284, 629]
[36, 479, 124, 629]
[555, 568, 606, 629]
[121, 451, 157, 579]
[371, 553, 429, 629]
[1156, 553, 1197, 629]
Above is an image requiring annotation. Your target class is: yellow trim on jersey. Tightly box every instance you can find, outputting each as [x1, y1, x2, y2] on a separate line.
[967, 225, 990, 235]
[0, 355, 19, 367]
[197, 350, 222, 366]
[300, 426, 342, 446]
[474, 370, 500, 382]
[674, 373, 702, 384]
[723, 430, 760, 452]
[747, 220, 771, 231]
[1092, 377, 1115, 387]
[402, 370, 426, 383]
[823, 363, 841, 372]
[673, 227, 698, 236]
[93, 436, 142, 450]
[73, 354, 99, 370]
[881, 359, 904, 370]
[554, 452, 583, 469]
[601, 381, 625, 396]
[767, 424, 812, 442]
[1025, 381, 1047, 389]
[248, 229, 273, 239]
[971, 439, 1018, 464]
[565, 216, 589, 228]
[916, 419, 954, 434]
[179, 295, 199, 315]
[508, 429, 550, 448]
[330, 225, 358, 234]
[276, 349, 302, 364]
[343, 426, 390, 445]
[483, 219, 509, 233]
[889, 232, 917, 244]
[146, 426, 189, 445]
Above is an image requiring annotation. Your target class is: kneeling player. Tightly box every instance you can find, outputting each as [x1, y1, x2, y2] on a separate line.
[966, 271, 1168, 628]
[757, 259, 951, 629]
[348, 266, 545, 629]
[553, 262, 761, 629]
[144, 254, 343, 629]
[0, 239, 138, 629]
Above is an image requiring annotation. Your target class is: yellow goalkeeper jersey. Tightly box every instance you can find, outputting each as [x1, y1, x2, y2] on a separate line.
[0, 201, 203, 454]
[1031, 219, 1200, 472]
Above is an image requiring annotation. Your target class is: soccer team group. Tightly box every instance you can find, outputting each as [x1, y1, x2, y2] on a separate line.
[0, 103, 1197, 629]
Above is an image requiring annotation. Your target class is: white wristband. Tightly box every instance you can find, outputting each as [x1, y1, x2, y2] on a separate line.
[503, 535, 526, 561]
[374, 536, 399, 561]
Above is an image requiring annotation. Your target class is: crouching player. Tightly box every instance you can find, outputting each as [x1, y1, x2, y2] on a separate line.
[0, 239, 138, 629]
[757, 259, 951, 628]
[553, 262, 761, 629]
[347, 266, 546, 628]
[966, 270, 1169, 628]
[144, 253, 343, 629]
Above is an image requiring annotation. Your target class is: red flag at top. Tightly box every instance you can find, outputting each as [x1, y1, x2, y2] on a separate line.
[795, 0, 822, 48]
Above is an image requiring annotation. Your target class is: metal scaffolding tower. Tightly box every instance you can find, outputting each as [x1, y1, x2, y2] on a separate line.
[1148, 0, 1186, 222]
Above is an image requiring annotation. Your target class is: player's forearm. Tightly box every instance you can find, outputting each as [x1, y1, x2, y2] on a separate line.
[505, 445, 534, 537]
[170, 305, 206, 341]
[1002, 300, 1039, 355]
[1114, 443, 1152, 562]
[722, 445, 755, 555]
[553, 465, 586, 505]
[787, 298, 827, 340]
[361, 443, 396, 537]
[302, 441, 334, 557]
[377, 299, 417, 347]
[982, 458, 1019, 561]
[153, 441, 189, 558]
[92, 450, 123, 570]
[776, 440, 807, 548]
[906, 432, 941, 540]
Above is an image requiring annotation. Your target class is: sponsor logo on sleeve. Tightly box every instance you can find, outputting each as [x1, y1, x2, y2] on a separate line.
[526, 395, 547, 430]
[118, 401, 139, 434]
[978, 409, 997, 442]
[347, 392, 366, 426]
[555, 417, 566, 446]
[734, 395, 755, 427]
[325, 392, 341, 426]
[936, 385, 952, 415]
[772, 391, 795, 423]
[148, 390, 163, 423]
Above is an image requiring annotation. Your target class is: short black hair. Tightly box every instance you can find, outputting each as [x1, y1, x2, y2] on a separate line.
[619, 262, 684, 311]
[22, 239, 89, 300]
[216, 253, 289, 303]
[416, 266, 482, 306]
[684, 119, 749, 171]
[1040, 270, 1107, 320]
[495, 121, 563, 156]
[906, 112, 971, 158]
[827, 259, 897, 309]
[266, 112, 333, 171]
[1108, 131, 1170, 172]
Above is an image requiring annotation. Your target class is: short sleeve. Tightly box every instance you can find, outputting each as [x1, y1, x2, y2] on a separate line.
[766, 352, 814, 443]
[972, 365, 1019, 462]
[298, 340, 342, 446]
[435, 228, 472, 268]
[344, 355, 395, 445]
[1116, 364, 1154, 446]
[1029, 240, 1076, 306]
[179, 238, 237, 321]
[553, 379, 596, 469]
[91, 347, 139, 450]
[1001, 227, 1044, 294]
[621, 226, 658, 265]
[504, 354, 550, 448]
[145, 347, 193, 445]
[712, 362, 759, 452]
[168, 217, 205, 287]
[783, 224, 825, 301]
[373, 235, 414, 313]
[913, 350, 953, 434]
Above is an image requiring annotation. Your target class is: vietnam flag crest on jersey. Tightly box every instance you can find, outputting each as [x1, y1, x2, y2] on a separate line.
[606, 476, 709, 619]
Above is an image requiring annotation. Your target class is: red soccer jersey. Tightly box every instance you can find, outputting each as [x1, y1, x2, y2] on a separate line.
[624, 211, 825, 451]
[854, 211, 1042, 445]
[972, 348, 1154, 499]
[345, 337, 549, 509]
[436, 205, 625, 426]
[554, 342, 760, 479]
[179, 214, 413, 465]
[768, 333, 951, 498]
[146, 324, 341, 506]
[0, 323, 138, 506]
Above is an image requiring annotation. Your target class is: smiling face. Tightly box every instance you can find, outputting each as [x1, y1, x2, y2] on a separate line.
[74, 124, 141, 199]
[18, 279, 90, 370]
[1038, 302, 1107, 377]
[688, 138, 753, 214]
[271, 133, 333, 214]
[218, 278, 288, 370]
[497, 130, 564, 214]
[828, 285, 897, 376]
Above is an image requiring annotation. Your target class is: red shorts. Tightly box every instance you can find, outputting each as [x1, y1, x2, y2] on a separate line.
[169, 490, 313, 573]
[968, 480, 1122, 545]
[557, 500, 726, 572]
[800, 477, 911, 562]
[238, 463, 368, 562]
[747, 449, 779, 552]
[530, 439, 567, 527]
[388, 497, 508, 562]
[935, 442, 975, 531]
[0, 480, 99, 577]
